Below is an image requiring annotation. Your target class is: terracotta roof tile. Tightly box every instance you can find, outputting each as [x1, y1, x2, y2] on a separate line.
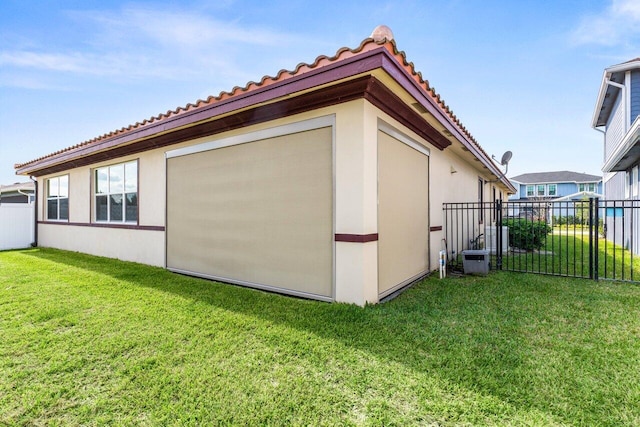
[15, 36, 487, 171]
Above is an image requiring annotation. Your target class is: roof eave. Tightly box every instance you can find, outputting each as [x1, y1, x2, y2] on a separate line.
[592, 69, 612, 128]
[15, 46, 392, 176]
[592, 60, 640, 128]
[15, 39, 514, 192]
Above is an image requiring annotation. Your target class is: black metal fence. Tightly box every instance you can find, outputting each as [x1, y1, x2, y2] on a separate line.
[442, 199, 640, 283]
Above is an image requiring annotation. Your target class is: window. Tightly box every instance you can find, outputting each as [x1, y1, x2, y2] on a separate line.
[95, 161, 138, 223]
[526, 185, 534, 197]
[537, 184, 545, 196]
[579, 183, 585, 192]
[548, 184, 557, 197]
[46, 175, 69, 221]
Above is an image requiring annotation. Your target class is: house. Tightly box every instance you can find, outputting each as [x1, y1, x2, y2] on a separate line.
[592, 58, 640, 200]
[592, 58, 640, 253]
[0, 182, 35, 204]
[508, 171, 603, 224]
[14, 26, 514, 305]
[509, 171, 603, 201]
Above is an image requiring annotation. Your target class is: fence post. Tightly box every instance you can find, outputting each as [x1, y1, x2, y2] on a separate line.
[589, 198, 594, 280]
[496, 199, 503, 270]
[594, 198, 599, 281]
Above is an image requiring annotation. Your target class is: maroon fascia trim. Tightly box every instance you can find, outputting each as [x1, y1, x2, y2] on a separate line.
[39, 221, 164, 232]
[335, 233, 379, 243]
[18, 46, 461, 178]
[364, 78, 451, 150]
[429, 226, 443, 232]
[21, 76, 374, 177]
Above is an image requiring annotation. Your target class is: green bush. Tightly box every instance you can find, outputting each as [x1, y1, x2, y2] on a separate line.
[504, 218, 552, 251]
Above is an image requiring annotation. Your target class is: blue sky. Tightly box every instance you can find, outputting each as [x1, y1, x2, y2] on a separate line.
[1, 0, 639, 186]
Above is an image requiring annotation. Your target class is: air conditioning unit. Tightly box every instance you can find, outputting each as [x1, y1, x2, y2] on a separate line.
[462, 249, 490, 275]
[485, 226, 509, 255]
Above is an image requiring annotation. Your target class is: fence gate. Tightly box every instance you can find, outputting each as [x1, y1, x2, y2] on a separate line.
[443, 199, 640, 283]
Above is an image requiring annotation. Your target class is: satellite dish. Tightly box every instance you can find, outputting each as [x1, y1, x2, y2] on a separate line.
[500, 151, 512, 166]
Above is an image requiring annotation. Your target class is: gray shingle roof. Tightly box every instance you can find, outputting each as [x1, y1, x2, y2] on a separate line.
[510, 171, 602, 184]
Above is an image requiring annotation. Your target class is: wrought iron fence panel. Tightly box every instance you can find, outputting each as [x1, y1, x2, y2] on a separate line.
[443, 199, 640, 283]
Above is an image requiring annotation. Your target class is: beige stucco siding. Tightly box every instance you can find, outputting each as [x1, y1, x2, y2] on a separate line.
[38, 223, 164, 266]
[33, 93, 501, 305]
[428, 145, 500, 266]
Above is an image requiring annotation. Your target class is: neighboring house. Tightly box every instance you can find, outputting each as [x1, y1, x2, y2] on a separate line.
[592, 57, 640, 200]
[509, 171, 603, 201]
[592, 57, 640, 253]
[14, 26, 514, 305]
[0, 182, 35, 204]
[508, 171, 603, 222]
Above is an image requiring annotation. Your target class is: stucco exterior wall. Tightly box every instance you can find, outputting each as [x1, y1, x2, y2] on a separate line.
[38, 223, 164, 266]
[35, 95, 502, 305]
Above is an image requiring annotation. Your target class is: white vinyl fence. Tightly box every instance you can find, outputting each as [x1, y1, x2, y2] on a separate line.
[0, 203, 35, 250]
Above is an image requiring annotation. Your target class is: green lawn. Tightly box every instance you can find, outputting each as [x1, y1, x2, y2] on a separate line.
[1, 248, 639, 426]
[503, 230, 640, 281]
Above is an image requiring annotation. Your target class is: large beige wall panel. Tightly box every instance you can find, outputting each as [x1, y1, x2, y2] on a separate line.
[38, 224, 164, 266]
[167, 124, 333, 299]
[377, 129, 429, 296]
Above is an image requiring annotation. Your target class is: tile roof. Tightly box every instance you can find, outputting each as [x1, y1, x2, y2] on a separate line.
[510, 171, 602, 184]
[15, 31, 496, 185]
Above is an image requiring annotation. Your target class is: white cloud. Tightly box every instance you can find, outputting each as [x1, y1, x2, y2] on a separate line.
[571, 0, 640, 46]
[0, 5, 314, 85]
[70, 6, 291, 50]
[0, 51, 100, 74]
[0, 49, 192, 79]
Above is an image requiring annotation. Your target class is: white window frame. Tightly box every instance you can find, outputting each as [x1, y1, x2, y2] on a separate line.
[46, 175, 69, 221]
[547, 184, 557, 197]
[94, 160, 138, 223]
[537, 184, 545, 197]
[526, 185, 534, 197]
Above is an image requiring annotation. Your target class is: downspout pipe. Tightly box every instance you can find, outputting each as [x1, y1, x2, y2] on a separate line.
[29, 176, 37, 247]
[593, 127, 607, 199]
[606, 78, 627, 129]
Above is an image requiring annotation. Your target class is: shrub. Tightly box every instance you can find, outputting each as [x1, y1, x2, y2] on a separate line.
[504, 218, 552, 251]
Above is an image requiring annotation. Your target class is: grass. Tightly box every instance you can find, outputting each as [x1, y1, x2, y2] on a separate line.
[1, 248, 640, 426]
[503, 229, 640, 281]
